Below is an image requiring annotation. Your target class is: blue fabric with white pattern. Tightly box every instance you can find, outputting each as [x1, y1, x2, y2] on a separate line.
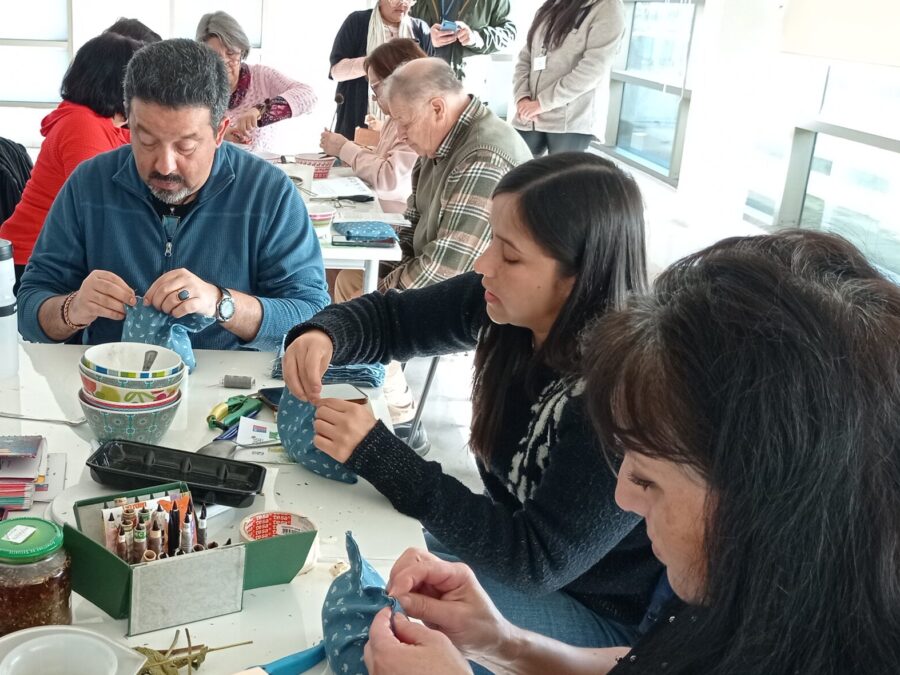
[270, 339, 385, 387]
[277, 388, 358, 483]
[122, 297, 215, 371]
[322, 532, 403, 675]
[333, 221, 398, 242]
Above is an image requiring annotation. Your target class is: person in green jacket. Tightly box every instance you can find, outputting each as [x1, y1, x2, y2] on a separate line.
[412, 0, 516, 80]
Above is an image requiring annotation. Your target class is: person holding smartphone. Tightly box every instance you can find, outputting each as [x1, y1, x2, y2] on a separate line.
[413, 0, 516, 80]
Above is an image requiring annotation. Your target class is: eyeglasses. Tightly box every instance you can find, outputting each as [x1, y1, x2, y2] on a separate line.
[386, 0, 416, 8]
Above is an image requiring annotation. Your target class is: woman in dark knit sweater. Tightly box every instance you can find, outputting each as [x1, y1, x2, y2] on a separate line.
[283, 153, 660, 648]
[362, 231, 900, 675]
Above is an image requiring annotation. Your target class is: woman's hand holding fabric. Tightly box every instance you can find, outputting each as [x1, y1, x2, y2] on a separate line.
[282, 329, 334, 403]
[364, 607, 471, 675]
[386, 548, 514, 661]
[313, 397, 377, 463]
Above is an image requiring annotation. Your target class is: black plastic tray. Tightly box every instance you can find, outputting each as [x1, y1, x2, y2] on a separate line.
[86, 440, 266, 508]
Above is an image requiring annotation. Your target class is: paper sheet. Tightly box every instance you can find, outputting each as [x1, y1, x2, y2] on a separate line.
[309, 176, 374, 199]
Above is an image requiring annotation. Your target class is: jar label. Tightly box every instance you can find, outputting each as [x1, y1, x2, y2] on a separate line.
[1, 524, 36, 545]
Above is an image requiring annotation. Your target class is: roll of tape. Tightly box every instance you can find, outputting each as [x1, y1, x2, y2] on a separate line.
[239, 511, 319, 574]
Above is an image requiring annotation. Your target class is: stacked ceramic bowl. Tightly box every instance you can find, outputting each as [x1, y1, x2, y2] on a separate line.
[78, 343, 185, 445]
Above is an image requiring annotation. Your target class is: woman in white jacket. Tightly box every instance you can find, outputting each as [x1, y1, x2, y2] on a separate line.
[513, 0, 625, 155]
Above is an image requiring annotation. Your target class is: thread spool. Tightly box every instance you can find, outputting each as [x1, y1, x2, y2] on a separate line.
[192, 544, 206, 553]
[142, 550, 157, 563]
[222, 375, 255, 389]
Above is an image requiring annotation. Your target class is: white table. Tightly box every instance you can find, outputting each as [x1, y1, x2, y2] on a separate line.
[302, 166, 403, 293]
[0, 343, 424, 673]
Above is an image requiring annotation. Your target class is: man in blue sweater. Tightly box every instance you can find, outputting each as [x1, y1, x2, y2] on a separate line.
[18, 39, 329, 352]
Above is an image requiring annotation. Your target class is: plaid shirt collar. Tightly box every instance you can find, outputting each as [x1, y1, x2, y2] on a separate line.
[432, 95, 482, 164]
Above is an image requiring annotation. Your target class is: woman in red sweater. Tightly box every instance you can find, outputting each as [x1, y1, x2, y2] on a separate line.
[0, 32, 143, 287]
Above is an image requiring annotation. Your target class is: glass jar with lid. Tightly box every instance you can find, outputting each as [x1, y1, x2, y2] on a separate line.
[0, 518, 72, 636]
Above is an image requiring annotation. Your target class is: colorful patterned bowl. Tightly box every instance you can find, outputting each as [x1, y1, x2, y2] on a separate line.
[82, 342, 183, 379]
[79, 365, 184, 404]
[293, 154, 336, 180]
[81, 388, 180, 411]
[307, 204, 336, 228]
[78, 363, 184, 390]
[79, 390, 181, 445]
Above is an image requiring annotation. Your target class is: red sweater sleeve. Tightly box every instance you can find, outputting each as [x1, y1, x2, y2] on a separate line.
[58, 122, 129, 177]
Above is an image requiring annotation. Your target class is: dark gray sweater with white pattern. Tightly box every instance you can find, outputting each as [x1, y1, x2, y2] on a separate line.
[285, 272, 661, 625]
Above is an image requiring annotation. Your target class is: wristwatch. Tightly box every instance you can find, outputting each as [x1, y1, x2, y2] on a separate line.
[215, 287, 235, 323]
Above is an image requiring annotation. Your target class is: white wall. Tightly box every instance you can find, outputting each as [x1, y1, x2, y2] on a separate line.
[0, 0, 540, 154]
[0, 0, 378, 153]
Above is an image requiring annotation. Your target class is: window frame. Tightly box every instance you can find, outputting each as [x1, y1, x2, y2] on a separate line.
[775, 120, 900, 229]
[594, 0, 701, 186]
[0, 4, 73, 108]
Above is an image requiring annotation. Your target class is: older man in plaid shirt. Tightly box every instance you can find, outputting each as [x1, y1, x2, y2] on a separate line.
[333, 57, 531, 450]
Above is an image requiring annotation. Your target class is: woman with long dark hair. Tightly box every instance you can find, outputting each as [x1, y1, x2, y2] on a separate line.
[513, 0, 625, 155]
[0, 32, 143, 287]
[282, 152, 659, 648]
[363, 230, 900, 675]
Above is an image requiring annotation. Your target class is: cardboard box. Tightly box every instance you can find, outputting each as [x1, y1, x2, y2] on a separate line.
[63, 482, 316, 635]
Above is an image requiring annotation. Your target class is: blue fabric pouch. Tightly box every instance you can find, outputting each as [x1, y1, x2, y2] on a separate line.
[271, 340, 385, 387]
[322, 532, 403, 674]
[323, 364, 385, 388]
[277, 388, 358, 484]
[333, 220, 398, 242]
[122, 297, 215, 371]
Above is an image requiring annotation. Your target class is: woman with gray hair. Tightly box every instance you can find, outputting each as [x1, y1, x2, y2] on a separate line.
[197, 10, 316, 147]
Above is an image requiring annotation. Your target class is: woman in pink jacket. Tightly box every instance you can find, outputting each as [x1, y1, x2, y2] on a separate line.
[319, 39, 426, 213]
[196, 11, 316, 149]
[320, 38, 428, 213]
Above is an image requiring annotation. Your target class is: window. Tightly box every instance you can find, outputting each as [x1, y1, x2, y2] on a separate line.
[777, 124, 900, 276]
[617, 83, 681, 171]
[744, 59, 900, 277]
[599, 0, 699, 184]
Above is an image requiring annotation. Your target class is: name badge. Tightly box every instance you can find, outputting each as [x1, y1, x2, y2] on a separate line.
[533, 55, 547, 71]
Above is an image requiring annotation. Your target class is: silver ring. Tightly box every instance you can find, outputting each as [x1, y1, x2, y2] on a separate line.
[177, 289, 190, 301]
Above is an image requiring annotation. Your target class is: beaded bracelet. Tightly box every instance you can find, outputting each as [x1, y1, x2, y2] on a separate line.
[61, 291, 88, 331]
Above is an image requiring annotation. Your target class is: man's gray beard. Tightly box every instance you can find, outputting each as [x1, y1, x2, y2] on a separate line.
[148, 184, 192, 205]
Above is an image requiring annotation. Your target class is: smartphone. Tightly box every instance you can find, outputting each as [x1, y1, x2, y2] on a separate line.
[325, 383, 369, 406]
[331, 234, 396, 248]
[441, 19, 458, 31]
